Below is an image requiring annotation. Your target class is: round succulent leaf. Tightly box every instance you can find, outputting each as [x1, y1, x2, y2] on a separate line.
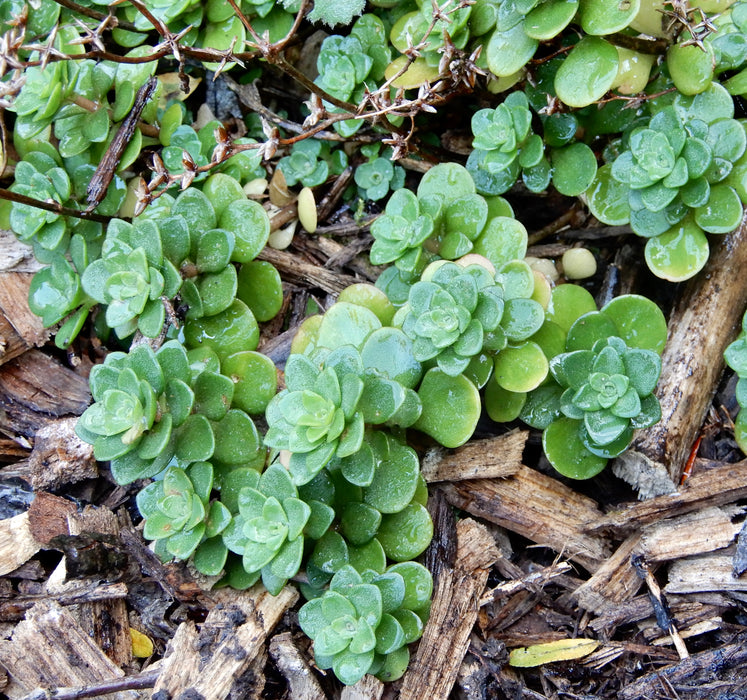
[542, 417, 608, 479]
[109, 446, 173, 484]
[387, 561, 433, 610]
[530, 320, 567, 361]
[621, 347, 662, 396]
[363, 439, 419, 514]
[415, 369, 481, 447]
[305, 500, 336, 540]
[501, 298, 545, 342]
[201, 174, 246, 218]
[486, 22, 538, 77]
[592, 344, 625, 376]
[630, 393, 662, 429]
[417, 163, 476, 204]
[369, 571, 406, 614]
[221, 351, 277, 415]
[555, 37, 619, 108]
[578, 0, 639, 34]
[586, 164, 631, 226]
[566, 312, 618, 351]
[361, 328, 422, 388]
[498, 260, 534, 300]
[584, 408, 630, 446]
[726, 337, 747, 377]
[212, 409, 260, 465]
[610, 386, 642, 418]
[235, 260, 283, 323]
[581, 423, 634, 459]
[192, 536, 229, 576]
[311, 530, 349, 574]
[600, 295, 667, 354]
[317, 302, 382, 352]
[172, 188, 217, 245]
[668, 43, 716, 96]
[197, 265, 238, 318]
[204, 500, 232, 539]
[485, 374, 527, 422]
[551, 143, 598, 197]
[219, 199, 270, 263]
[165, 523, 206, 560]
[269, 535, 305, 580]
[196, 228, 235, 274]
[359, 376, 407, 424]
[342, 502, 382, 545]
[183, 300, 260, 362]
[472, 216, 528, 269]
[192, 370, 234, 421]
[446, 195, 489, 241]
[377, 503, 433, 561]
[348, 538, 387, 575]
[164, 379, 194, 428]
[465, 351, 494, 388]
[674, 82, 734, 124]
[175, 414, 215, 463]
[545, 284, 597, 333]
[136, 414, 173, 461]
[493, 342, 549, 393]
[375, 614, 405, 655]
[695, 184, 743, 233]
[644, 217, 710, 281]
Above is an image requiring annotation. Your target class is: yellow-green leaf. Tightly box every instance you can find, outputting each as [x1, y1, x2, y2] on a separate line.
[509, 638, 599, 667]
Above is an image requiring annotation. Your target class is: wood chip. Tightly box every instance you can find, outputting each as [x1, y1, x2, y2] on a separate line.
[666, 553, 747, 594]
[0, 273, 48, 366]
[442, 466, 611, 572]
[421, 431, 527, 483]
[632, 217, 747, 482]
[268, 632, 327, 700]
[28, 417, 96, 490]
[339, 674, 384, 700]
[398, 518, 499, 700]
[587, 458, 747, 534]
[153, 584, 298, 700]
[0, 600, 130, 699]
[0, 513, 40, 577]
[258, 247, 358, 294]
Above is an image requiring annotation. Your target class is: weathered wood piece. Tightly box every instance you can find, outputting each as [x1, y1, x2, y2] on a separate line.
[398, 518, 499, 700]
[442, 466, 611, 572]
[618, 632, 747, 700]
[0, 512, 40, 576]
[0, 273, 48, 366]
[573, 534, 643, 614]
[153, 584, 298, 699]
[666, 552, 747, 593]
[339, 674, 384, 700]
[421, 431, 527, 483]
[0, 231, 40, 273]
[630, 217, 747, 483]
[587, 458, 747, 534]
[28, 417, 96, 490]
[638, 506, 743, 562]
[0, 601, 132, 700]
[268, 632, 327, 700]
[0, 351, 90, 437]
[258, 247, 358, 294]
[50, 506, 132, 667]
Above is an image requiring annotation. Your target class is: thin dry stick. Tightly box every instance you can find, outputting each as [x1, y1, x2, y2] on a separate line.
[19, 669, 160, 700]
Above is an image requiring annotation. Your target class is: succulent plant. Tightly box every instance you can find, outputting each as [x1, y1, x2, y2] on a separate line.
[264, 345, 422, 485]
[75, 341, 264, 484]
[277, 138, 347, 188]
[395, 261, 507, 376]
[222, 463, 335, 594]
[587, 84, 747, 280]
[81, 218, 183, 338]
[519, 292, 667, 479]
[298, 562, 431, 685]
[354, 144, 405, 202]
[724, 310, 747, 453]
[136, 463, 231, 569]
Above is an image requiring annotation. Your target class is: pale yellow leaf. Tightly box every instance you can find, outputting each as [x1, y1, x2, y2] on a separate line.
[509, 638, 599, 667]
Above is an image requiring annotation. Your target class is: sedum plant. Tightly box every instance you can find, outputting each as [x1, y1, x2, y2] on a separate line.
[587, 84, 747, 281]
[222, 463, 335, 594]
[298, 563, 431, 685]
[724, 310, 747, 453]
[136, 463, 231, 569]
[519, 294, 667, 479]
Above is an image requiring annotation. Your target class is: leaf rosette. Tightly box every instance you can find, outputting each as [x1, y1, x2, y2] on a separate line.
[222, 463, 334, 594]
[265, 347, 421, 484]
[396, 262, 509, 376]
[137, 463, 231, 567]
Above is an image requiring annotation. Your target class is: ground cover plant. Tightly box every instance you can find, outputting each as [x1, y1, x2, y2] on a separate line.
[4, 0, 747, 695]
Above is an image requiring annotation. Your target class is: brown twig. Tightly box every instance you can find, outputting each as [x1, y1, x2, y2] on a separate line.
[0, 187, 111, 223]
[19, 669, 160, 700]
[51, 0, 139, 32]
